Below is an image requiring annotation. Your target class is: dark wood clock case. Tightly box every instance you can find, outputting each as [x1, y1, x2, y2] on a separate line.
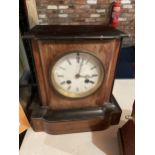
[24, 25, 127, 134]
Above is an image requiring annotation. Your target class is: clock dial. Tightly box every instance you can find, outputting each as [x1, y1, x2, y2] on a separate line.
[50, 51, 104, 98]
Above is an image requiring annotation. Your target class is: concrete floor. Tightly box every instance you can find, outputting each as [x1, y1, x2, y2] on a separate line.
[20, 79, 135, 155]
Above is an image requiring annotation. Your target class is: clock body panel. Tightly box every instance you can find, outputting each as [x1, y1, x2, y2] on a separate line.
[32, 39, 121, 110]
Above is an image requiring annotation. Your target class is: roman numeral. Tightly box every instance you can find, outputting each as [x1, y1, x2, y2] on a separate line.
[60, 81, 65, 85]
[76, 87, 79, 92]
[91, 66, 96, 70]
[67, 59, 72, 65]
[85, 59, 89, 64]
[67, 86, 71, 90]
[89, 80, 95, 84]
[76, 52, 80, 63]
[57, 75, 64, 78]
[59, 66, 66, 70]
[92, 74, 98, 77]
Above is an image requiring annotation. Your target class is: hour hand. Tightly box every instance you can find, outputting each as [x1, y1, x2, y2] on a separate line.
[84, 79, 95, 84]
[75, 74, 90, 79]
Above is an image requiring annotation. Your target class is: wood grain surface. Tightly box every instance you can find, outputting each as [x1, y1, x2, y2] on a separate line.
[32, 39, 121, 109]
[29, 94, 122, 134]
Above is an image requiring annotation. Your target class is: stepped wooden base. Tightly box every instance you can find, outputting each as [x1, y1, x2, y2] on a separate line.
[29, 95, 122, 134]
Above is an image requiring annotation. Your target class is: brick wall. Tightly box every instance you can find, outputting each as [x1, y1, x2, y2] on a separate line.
[35, 0, 135, 47]
[118, 0, 135, 47]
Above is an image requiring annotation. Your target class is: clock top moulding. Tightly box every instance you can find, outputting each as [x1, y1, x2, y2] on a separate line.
[23, 25, 127, 134]
[24, 25, 127, 40]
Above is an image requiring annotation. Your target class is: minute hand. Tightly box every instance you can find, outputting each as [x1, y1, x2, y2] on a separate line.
[79, 75, 94, 78]
[77, 58, 84, 74]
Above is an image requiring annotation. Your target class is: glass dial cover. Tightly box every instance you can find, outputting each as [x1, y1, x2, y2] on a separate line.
[50, 51, 104, 98]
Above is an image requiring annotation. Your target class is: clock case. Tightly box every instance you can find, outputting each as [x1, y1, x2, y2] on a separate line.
[24, 25, 127, 134]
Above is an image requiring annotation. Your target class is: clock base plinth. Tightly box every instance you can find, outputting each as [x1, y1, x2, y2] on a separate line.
[29, 95, 122, 134]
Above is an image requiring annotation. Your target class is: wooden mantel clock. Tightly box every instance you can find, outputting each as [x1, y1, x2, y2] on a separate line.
[24, 25, 127, 134]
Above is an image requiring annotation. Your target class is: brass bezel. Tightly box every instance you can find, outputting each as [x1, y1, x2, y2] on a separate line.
[50, 50, 105, 99]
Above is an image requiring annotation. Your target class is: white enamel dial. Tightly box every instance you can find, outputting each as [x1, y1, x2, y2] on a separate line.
[51, 51, 104, 98]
